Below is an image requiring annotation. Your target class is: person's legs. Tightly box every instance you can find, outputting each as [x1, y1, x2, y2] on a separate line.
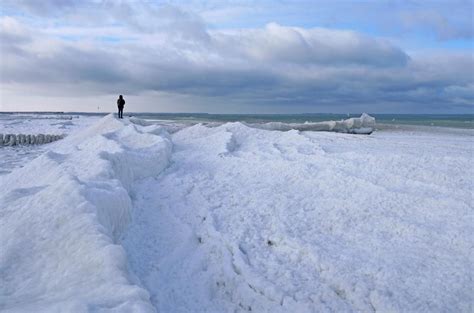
[118, 107, 121, 118]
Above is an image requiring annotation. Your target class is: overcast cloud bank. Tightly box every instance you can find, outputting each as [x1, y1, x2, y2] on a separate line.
[0, 1, 473, 113]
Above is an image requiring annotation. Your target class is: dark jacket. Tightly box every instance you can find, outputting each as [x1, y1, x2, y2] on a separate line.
[117, 98, 125, 108]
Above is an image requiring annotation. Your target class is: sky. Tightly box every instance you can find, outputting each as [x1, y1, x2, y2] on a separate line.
[0, 0, 473, 113]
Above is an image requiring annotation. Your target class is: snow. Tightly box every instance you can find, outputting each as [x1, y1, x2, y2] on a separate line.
[1, 114, 473, 312]
[0, 114, 171, 312]
[0, 114, 97, 135]
[122, 122, 473, 313]
[0, 114, 100, 175]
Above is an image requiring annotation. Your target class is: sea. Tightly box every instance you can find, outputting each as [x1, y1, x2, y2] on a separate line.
[132, 113, 474, 129]
[1, 112, 473, 129]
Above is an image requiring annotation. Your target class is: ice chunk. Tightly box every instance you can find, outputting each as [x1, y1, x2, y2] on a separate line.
[247, 113, 376, 134]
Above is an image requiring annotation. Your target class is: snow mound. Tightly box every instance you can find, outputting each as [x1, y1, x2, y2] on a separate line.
[0, 114, 172, 312]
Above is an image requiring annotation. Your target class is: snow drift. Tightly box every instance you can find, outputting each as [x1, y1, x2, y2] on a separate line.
[0, 114, 171, 312]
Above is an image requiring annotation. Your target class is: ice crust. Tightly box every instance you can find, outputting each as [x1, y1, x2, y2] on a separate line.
[124, 122, 473, 313]
[0, 114, 98, 135]
[0, 114, 171, 312]
[1, 114, 472, 312]
[0, 115, 100, 176]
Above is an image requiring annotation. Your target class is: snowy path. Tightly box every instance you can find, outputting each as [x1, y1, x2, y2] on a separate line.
[122, 123, 473, 312]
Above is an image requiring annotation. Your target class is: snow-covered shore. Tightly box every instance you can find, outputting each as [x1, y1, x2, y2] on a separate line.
[0, 114, 101, 175]
[1, 115, 473, 312]
[0, 115, 171, 312]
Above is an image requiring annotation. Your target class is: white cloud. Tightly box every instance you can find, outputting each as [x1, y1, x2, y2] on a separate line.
[400, 9, 473, 40]
[212, 23, 408, 67]
[0, 2, 473, 113]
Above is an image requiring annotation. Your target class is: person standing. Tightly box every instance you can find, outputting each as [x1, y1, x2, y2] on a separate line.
[117, 95, 125, 119]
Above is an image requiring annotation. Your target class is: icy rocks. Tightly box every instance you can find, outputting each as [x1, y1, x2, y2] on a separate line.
[0, 133, 65, 146]
[3, 134, 16, 146]
[249, 113, 376, 134]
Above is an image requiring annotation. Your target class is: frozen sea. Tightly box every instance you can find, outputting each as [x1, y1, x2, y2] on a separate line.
[0, 112, 473, 312]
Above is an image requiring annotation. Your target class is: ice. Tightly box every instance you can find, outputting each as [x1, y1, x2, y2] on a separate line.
[0, 114, 95, 135]
[1, 114, 472, 312]
[0, 133, 64, 146]
[123, 122, 473, 312]
[133, 114, 377, 134]
[0, 114, 171, 312]
[248, 113, 376, 134]
[0, 114, 100, 175]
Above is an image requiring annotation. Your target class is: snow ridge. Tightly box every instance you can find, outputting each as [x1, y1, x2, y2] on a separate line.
[0, 115, 171, 312]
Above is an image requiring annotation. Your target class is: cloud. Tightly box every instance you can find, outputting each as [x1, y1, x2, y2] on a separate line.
[400, 9, 473, 41]
[214, 23, 409, 67]
[5, 0, 78, 17]
[0, 17, 31, 47]
[0, 3, 473, 113]
[175, 1, 474, 43]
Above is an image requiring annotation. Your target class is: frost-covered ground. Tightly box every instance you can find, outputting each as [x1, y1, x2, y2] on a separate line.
[1, 115, 473, 312]
[0, 114, 100, 175]
[0, 114, 101, 175]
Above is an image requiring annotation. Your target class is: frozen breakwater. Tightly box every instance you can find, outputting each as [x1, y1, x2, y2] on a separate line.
[132, 113, 377, 134]
[0, 133, 65, 146]
[251, 112, 376, 133]
[0, 114, 171, 312]
[1, 114, 472, 312]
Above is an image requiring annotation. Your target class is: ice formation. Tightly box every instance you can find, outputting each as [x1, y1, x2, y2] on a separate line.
[249, 113, 376, 133]
[122, 121, 472, 313]
[130, 113, 376, 134]
[0, 133, 65, 146]
[0, 114, 171, 312]
[1, 114, 472, 312]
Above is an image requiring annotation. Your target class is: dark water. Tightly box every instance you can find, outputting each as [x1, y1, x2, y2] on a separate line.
[1, 112, 473, 129]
